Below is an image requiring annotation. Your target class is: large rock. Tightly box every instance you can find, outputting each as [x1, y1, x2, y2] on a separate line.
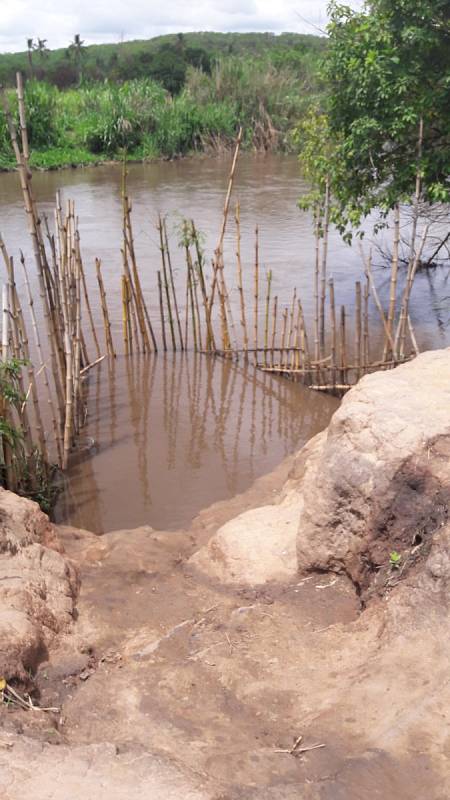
[297, 349, 450, 589]
[192, 349, 450, 588]
[0, 489, 78, 681]
[189, 498, 301, 584]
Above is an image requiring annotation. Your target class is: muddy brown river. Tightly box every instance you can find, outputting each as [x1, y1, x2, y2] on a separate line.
[0, 154, 448, 531]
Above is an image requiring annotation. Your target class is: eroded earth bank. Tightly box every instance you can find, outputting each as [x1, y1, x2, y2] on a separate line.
[1, 349, 450, 799]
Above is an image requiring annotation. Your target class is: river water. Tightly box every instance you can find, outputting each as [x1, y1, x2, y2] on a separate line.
[0, 154, 448, 531]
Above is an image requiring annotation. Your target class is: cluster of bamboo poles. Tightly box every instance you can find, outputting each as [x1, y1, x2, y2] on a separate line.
[0, 74, 105, 474]
[0, 73, 425, 488]
[142, 125, 421, 393]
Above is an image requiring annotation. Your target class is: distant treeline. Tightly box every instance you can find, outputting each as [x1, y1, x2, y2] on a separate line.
[0, 33, 325, 169]
[0, 32, 325, 94]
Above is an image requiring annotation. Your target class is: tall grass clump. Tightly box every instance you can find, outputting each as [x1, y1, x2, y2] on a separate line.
[185, 56, 312, 150]
[74, 79, 167, 153]
[0, 80, 61, 166]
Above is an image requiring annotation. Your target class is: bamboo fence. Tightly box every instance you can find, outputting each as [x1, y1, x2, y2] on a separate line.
[0, 74, 424, 485]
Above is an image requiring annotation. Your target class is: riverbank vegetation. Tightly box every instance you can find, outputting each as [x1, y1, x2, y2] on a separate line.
[295, 0, 449, 372]
[298, 0, 450, 227]
[0, 32, 324, 169]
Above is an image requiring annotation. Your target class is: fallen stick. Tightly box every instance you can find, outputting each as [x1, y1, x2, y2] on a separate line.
[80, 355, 106, 376]
[5, 683, 59, 713]
[275, 741, 325, 756]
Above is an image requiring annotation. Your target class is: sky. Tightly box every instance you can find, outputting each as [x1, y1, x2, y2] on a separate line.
[0, 0, 364, 53]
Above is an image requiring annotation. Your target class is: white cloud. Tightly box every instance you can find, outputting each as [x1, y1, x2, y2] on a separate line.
[0, 0, 363, 52]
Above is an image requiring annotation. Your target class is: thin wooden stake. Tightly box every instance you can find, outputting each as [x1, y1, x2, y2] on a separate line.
[263, 270, 272, 367]
[95, 258, 115, 358]
[355, 281, 362, 380]
[235, 202, 248, 354]
[157, 270, 168, 352]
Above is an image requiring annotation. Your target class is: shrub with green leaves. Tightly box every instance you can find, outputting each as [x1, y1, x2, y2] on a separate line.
[0, 359, 59, 513]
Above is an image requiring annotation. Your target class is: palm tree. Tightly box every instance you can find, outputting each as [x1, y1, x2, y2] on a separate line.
[26, 38, 34, 78]
[69, 34, 85, 85]
[36, 38, 49, 60]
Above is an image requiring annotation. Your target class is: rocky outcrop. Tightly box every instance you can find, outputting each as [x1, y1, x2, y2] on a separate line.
[296, 349, 450, 590]
[192, 349, 450, 590]
[0, 489, 79, 681]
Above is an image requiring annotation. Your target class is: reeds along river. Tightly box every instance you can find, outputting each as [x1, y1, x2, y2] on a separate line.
[0, 154, 448, 531]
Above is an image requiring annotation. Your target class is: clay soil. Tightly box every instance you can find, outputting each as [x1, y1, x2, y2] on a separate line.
[1, 458, 447, 799]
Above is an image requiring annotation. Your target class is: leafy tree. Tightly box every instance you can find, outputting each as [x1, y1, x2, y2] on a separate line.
[148, 44, 187, 94]
[323, 0, 450, 220]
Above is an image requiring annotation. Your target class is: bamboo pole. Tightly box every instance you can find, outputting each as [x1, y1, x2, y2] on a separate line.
[77, 241, 101, 359]
[125, 276, 133, 355]
[95, 258, 115, 358]
[208, 127, 243, 350]
[2, 283, 9, 359]
[20, 253, 63, 465]
[263, 270, 272, 367]
[191, 221, 215, 351]
[355, 281, 362, 380]
[407, 315, 420, 356]
[383, 204, 400, 361]
[16, 72, 30, 164]
[9, 261, 48, 462]
[253, 226, 259, 363]
[393, 119, 425, 359]
[313, 204, 320, 362]
[235, 202, 248, 355]
[287, 287, 297, 349]
[122, 174, 150, 352]
[319, 178, 330, 355]
[187, 254, 198, 352]
[291, 302, 301, 371]
[298, 300, 310, 371]
[122, 274, 129, 355]
[183, 252, 190, 350]
[62, 311, 73, 470]
[158, 214, 176, 350]
[339, 305, 347, 386]
[121, 247, 139, 352]
[73, 253, 82, 434]
[270, 295, 278, 368]
[122, 238, 146, 353]
[395, 224, 430, 358]
[163, 218, 184, 350]
[124, 204, 157, 351]
[157, 270, 168, 352]
[363, 276, 370, 368]
[280, 308, 288, 369]
[329, 278, 337, 389]
[192, 261, 203, 352]
[2, 86, 65, 418]
[359, 244, 395, 357]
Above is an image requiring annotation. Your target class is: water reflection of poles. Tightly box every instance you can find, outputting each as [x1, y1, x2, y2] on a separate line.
[231, 359, 249, 484]
[107, 357, 117, 447]
[139, 355, 152, 506]
[125, 354, 151, 507]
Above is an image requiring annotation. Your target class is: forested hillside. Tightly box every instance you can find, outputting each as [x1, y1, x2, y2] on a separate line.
[0, 32, 325, 92]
